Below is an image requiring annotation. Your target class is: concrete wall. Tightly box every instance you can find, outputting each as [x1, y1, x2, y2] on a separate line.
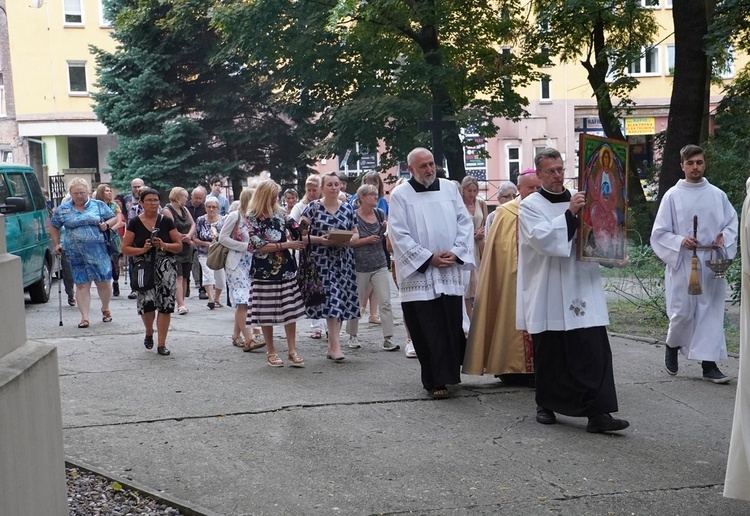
[0, 215, 68, 514]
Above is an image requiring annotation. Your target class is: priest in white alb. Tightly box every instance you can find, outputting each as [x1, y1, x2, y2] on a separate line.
[517, 147, 629, 434]
[389, 147, 474, 399]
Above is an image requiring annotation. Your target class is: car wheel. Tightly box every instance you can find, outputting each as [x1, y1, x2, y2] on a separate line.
[28, 258, 51, 304]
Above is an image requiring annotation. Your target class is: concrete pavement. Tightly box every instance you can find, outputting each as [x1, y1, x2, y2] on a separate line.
[25, 280, 749, 515]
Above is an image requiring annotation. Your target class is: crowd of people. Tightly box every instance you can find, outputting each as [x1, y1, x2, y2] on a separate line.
[48, 145, 741, 439]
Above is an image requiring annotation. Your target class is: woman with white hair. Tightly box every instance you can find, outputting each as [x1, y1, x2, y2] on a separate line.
[485, 180, 518, 234]
[192, 196, 226, 309]
[50, 177, 118, 328]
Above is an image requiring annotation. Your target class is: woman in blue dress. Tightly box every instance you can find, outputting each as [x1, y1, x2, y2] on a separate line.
[301, 172, 360, 361]
[50, 177, 117, 328]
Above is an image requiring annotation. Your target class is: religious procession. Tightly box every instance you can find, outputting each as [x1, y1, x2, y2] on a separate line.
[41, 141, 750, 505]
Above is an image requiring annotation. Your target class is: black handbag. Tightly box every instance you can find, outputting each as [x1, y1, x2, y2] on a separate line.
[104, 229, 120, 262]
[97, 201, 120, 261]
[297, 233, 325, 307]
[130, 249, 156, 292]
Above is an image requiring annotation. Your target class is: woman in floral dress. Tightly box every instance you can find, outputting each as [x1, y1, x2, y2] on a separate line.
[301, 172, 360, 361]
[218, 189, 265, 351]
[246, 180, 307, 367]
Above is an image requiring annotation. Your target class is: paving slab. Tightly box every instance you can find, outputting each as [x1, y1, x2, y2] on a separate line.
[24, 281, 750, 515]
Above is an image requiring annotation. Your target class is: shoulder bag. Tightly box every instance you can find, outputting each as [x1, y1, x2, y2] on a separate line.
[297, 232, 326, 307]
[207, 213, 240, 270]
[97, 202, 120, 261]
[129, 214, 162, 291]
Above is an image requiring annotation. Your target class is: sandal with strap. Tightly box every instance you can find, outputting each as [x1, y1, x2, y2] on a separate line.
[267, 353, 284, 367]
[310, 329, 323, 339]
[287, 352, 305, 368]
[231, 336, 245, 347]
[77, 319, 89, 329]
[101, 310, 112, 323]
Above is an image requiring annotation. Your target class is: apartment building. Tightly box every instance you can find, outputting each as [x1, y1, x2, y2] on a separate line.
[4, 0, 117, 198]
[320, 4, 745, 205]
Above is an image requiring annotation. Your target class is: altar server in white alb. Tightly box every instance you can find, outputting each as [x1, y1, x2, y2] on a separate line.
[651, 144, 738, 384]
[517, 147, 629, 434]
[389, 147, 474, 400]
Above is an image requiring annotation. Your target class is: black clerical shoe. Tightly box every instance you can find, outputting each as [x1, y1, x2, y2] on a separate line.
[665, 345, 679, 375]
[536, 406, 556, 425]
[586, 414, 629, 433]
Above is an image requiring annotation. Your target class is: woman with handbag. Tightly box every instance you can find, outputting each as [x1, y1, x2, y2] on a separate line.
[219, 189, 265, 351]
[192, 197, 226, 309]
[50, 177, 118, 328]
[300, 172, 360, 361]
[246, 180, 307, 367]
[121, 188, 182, 356]
[162, 187, 196, 315]
[95, 184, 126, 297]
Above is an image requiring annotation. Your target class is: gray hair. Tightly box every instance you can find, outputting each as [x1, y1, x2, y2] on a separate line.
[534, 147, 562, 171]
[497, 180, 518, 198]
[407, 147, 432, 166]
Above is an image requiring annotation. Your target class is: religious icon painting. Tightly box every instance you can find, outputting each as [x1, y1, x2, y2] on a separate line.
[577, 133, 629, 264]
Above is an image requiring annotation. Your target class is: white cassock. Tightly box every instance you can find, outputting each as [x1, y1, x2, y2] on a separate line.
[725, 177, 750, 500]
[651, 179, 738, 362]
[516, 189, 610, 333]
[389, 178, 474, 301]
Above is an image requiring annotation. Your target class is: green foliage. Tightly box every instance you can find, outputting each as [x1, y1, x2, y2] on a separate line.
[211, 0, 542, 178]
[531, 1, 658, 119]
[93, 0, 311, 195]
[602, 244, 667, 321]
[705, 0, 750, 304]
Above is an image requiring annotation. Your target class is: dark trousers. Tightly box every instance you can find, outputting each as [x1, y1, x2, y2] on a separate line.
[402, 295, 465, 391]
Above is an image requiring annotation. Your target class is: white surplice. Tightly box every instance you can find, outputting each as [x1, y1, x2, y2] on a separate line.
[724, 177, 750, 500]
[516, 189, 610, 334]
[651, 179, 738, 362]
[389, 178, 474, 302]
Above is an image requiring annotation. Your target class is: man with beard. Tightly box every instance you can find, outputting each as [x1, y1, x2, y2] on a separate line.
[389, 147, 474, 399]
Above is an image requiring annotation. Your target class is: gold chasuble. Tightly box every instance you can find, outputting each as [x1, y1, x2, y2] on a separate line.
[463, 197, 534, 375]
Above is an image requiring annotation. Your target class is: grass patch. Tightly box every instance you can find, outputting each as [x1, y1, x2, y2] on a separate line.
[607, 299, 740, 355]
[607, 299, 668, 341]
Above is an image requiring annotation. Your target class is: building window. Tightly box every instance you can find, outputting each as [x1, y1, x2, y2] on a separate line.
[64, 0, 83, 24]
[642, 0, 660, 7]
[67, 62, 88, 94]
[665, 0, 672, 7]
[628, 46, 659, 76]
[666, 44, 675, 76]
[0, 74, 6, 117]
[715, 46, 735, 79]
[99, 0, 112, 27]
[507, 146, 520, 183]
[540, 76, 551, 101]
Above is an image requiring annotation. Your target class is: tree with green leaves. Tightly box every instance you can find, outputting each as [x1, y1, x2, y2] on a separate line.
[212, 0, 544, 182]
[93, 0, 312, 197]
[705, 0, 750, 213]
[657, 0, 715, 204]
[530, 0, 658, 210]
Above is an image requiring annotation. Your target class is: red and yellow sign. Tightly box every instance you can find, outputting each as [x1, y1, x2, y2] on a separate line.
[625, 117, 656, 136]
